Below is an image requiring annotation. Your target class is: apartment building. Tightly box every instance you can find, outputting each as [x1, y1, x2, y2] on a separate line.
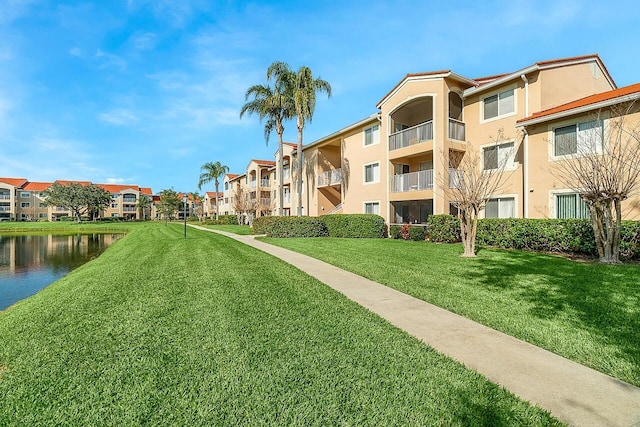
[296, 54, 640, 224]
[0, 178, 154, 221]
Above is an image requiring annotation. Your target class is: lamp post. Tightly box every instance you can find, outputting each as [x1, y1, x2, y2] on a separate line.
[183, 194, 187, 239]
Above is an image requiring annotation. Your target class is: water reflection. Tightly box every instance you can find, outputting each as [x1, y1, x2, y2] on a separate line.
[0, 234, 122, 311]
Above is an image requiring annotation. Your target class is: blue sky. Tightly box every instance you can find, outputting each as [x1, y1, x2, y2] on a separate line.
[1, 0, 639, 194]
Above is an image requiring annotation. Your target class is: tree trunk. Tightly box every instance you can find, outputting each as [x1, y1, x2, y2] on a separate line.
[297, 118, 304, 216]
[459, 207, 477, 257]
[277, 130, 284, 216]
[215, 182, 220, 221]
[590, 200, 622, 264]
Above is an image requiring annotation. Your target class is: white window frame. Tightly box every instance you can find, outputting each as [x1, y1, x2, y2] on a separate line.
[20, 192, 30, 198]
[483, 194, 518, 219]
[21, 202, 30, 208]
[480, 86, 517, 123]
[363, 124, 380, 147]
[481, 140, 516, 171]
[363, 162, 380, 184]
[550, 189, 590, 219]
[549, 116, 606, 160]
[364, 201, 380, 215]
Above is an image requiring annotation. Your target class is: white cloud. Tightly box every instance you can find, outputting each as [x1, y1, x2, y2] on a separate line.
[106, 177, 127, 184]
[98, 109, 139, 126]
[131, 32, 156, 51]
[94, 49, 126, 71]
[0, 0, 37, 24]
[69, 47, 83, 57]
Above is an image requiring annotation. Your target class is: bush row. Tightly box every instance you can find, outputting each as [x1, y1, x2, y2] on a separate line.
[201, 215, 239, 225]
[253, 214, 387, 238]
[389, 224, 427, 241]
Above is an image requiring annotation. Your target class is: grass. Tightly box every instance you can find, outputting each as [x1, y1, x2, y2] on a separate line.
[0, 220, 132, 235]
[0, 223, 560, 426]
[200, 224, 253, 235]
[261, 237, 640, 387]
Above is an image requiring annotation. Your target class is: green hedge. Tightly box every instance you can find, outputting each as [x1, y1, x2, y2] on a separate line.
[427, 215, 461, 243]
[320, 214, 386, 238]
[253, 216, 329, 238]
[202, 215, 238, 226]
[475, 218, 640, 260]
[409, 225, 427, 241]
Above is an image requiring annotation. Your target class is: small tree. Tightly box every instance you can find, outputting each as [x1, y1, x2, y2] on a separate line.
[231, 187, 257, 226]
[442, 130, 516, 257]
[84, 184, 112, 221]
[198, 162, 229, 221]
[157, 189, 182, 224]
[552, 104, 640, 263]
[136, 194, 152, 220]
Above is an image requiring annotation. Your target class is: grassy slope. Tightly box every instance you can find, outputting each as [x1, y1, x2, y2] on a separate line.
[0, 223, 559, 426]
[262, 238, 640, 387]
[200, 224, 253, 235]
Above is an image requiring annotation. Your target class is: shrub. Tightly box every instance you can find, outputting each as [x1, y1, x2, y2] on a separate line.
[255, 216, 328, 238]
[320, 214, 387, 238]
[409, 225, 427, 241]
[217, 215, 238, 225]
[389, 225, 402, 239]
[427, 215, 460, 243]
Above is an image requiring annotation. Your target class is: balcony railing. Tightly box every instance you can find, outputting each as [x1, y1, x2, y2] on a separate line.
[122, 197, 137, 203]
[390, 170, 433, 193]
[282, 194, 291, 205]
[283, 168, 291, 180]
[0, 206, 11, 212]
[0, 195, 10, 200]
[389, 121, 433, 151]
[259, 197, 272, 207]
[449, 168, 464, 189]
[317, 168, 342, 187]
[123, 207, 137, 212]
[448, 118, 466, 141]
[260, 179, 271, 188]
[248, 181, 257, 189]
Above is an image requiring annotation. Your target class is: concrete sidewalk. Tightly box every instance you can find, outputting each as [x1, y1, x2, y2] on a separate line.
[191, 225, 640, 427]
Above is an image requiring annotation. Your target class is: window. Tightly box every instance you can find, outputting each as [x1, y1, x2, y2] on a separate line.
[485, 197, 515, 218]
[483, 89, 514, 120]
[20, 192, 30, 198]
[38, 213, 47, 219]
[364, 202, 379, 215]
[554, 120, 603, 157]
[364, 163, 380, 183]
[111, 203, 118, 208]
[483, 142, 515, 170]
[364, 124, 380, 146]
[21, 202, 30, 208]
[224, 182, 228, 191]
[556, 193, 589, 219]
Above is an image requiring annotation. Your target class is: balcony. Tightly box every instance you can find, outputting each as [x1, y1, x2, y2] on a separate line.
[260, 179, 271, 188]
[283, 168, 291, 180]
[282, 194, 291, 205]
[390, 170, 433, 193]
[317, 168, 342, 187]
[389, 121, 433, 151]
[259, 197, 272, 207]
[0, 206, 11, 212]
[248, 181, 257, 190]
[0, 195, 10, 200]
[448, 118, 466, 141]
[122, 197, 137, 203]
[449, 169, 464, 189]
[123, 207, 137, 212]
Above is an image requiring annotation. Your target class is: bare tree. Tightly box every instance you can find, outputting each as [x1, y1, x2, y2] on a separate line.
[442, 129, 517, 257]
[231, 187, 257, 226]
[551, 104, 640, 263]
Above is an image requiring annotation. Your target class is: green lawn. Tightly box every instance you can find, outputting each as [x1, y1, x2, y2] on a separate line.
[0, 220, 132, 235]
[0, 223, 560, 426]
[200, 223, 253, 235]
[262, 237, 640, 387]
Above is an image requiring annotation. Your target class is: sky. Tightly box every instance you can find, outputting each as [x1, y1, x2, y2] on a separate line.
[1, 0, 640, 194]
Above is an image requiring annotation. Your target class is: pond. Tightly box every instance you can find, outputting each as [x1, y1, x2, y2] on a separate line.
[0, 233, 122, 311]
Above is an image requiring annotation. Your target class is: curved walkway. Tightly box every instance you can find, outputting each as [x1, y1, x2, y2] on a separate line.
[191, 225, 640, 427]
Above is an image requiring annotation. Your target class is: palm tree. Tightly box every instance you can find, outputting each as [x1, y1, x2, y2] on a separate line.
[240, 61, 294, 216]
[198, 162, 229, 220]
[291, 66, 331, 216]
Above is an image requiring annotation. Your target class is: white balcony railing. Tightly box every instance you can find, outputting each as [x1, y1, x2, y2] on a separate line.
[448, 118, 466, 141]
[449, 169, 464, 189]
[282, 194, 291, 205]
[123, 207, 137, 212]
[0, 206, 11, 212]
[283, 167, 291, 180]
[248, 181, 257, 190]
[317, 168, 342, 187]
[259, 197, 272, 207]
[389, 121, 433, 151]
[390, 170, 433, 193]
[260, 179, 271, 188]
[122, 197, 137, 203]
[0, 195, 11, 200]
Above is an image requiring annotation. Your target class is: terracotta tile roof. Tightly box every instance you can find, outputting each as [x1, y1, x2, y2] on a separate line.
[251, 159, 276, 167]
[97, 184, 141, 193]
[225, 173, 239, 179]
[517, 82, 640, 125]
[283, 142, 297, 147]
[22, 181, 52, 191]
[0, 177, 28, 187]
[206, 191, 223, 198]
[139, 187, 153, 195]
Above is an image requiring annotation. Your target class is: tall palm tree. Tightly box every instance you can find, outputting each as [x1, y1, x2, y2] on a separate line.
[240, 61, 294, 216]
[291, 66, 331, 216]
[198, 161, 229, 220]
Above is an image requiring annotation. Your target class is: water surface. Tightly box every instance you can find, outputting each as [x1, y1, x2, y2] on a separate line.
[0, 233, 122, 311]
